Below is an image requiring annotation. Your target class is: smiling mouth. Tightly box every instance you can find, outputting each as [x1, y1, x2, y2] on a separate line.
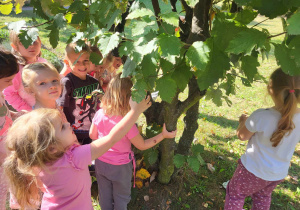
[49, 91, 58, 94]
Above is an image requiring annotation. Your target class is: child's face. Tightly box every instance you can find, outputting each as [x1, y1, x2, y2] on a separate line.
[29, 70, 61, 102]
[15, 37, 41, 63]
[54, 119, 78, 149]
[0, 74, 16, 91]
[66, 52, 90, 79]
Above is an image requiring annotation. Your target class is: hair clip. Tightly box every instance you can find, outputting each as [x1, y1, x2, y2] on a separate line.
[289, 89, 295, 93]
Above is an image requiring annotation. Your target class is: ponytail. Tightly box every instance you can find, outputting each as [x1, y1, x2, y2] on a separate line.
[268, 68, 300, 147]
[3, 153, 40, 209]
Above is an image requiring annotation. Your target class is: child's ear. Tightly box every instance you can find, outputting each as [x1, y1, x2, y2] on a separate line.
[47, 145, 58, 154]
[64, 59, 70, 67]
[25, 87, 35, 96]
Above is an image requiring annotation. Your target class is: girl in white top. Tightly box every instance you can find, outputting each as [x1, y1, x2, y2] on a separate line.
[225, 68, 300, 210]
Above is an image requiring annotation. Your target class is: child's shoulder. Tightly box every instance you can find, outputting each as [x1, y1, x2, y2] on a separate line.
[87, 74, 99, 83]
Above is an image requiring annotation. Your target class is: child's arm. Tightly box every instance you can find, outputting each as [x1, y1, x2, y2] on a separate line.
[90, 96, 151, 160]
[89, 123, 98, 140]
[130, 124, 177, 150]
[236, 114, 254, 141]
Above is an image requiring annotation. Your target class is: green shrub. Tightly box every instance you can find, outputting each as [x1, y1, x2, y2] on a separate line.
[0, 30, 9, 44]
[41, 48, 63, 72]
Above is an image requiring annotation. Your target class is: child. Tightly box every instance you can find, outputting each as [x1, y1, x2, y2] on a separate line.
[57, 43, 103, 145]
[22, 62, 67, 122]
[225, 68, 300, 210]
[3, 30, 48, 111]
[89, 73, 177, 210]
[0, 49, 20, 210]
[3, 95, 151, 209]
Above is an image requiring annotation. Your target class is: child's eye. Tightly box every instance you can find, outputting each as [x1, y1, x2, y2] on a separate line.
[39, 82, 46, 85]
[53, 79, 59, 83]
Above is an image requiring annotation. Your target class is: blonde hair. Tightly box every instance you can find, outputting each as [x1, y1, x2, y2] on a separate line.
[268, 68, 300, 147]
[101, 73, 132, 116]
[9, 30, 41, 65]
[65, 42, 90, 60]
[22, 62, 60, 89]
[3, 109, 65, 208]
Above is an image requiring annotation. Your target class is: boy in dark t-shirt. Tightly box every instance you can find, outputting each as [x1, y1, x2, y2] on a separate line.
[57, 43, 103, 145]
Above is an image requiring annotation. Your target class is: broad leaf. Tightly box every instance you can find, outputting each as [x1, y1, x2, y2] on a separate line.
[274, 43, 300, 75]
[234, 9, 258, 25]
[227, 28, 268, 55]
[18, 28, 39, 49]
[98, 33, 121, 57]
[191, 144, 204, 155]
[31, 0, 50, 20]
[186, 41, 210, 71]
[187, 156, 200, 173]
[252, 0, 288, 19]
[144, 149, 158, 166]
[172, 62, 193, 91]
[89, 52, 102, 65]
[47, 26, 59, 49]
[126, 8, 154, 19]
[161, 12, 179, 27]
[156, 75, 177, 103]
[158, 34, 181, 64]
[205, 88, 223, 106]
[122, 57, 137, 77]
[173, 154, 186, 168]
[141, 54, 158, 77]
[132, 79, 148, 102]
[53, 13, 67, 29]
[287, 12, 300, 35]
[241, 56, 260, 82]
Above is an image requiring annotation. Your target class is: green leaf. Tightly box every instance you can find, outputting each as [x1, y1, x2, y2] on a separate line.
[173, 154, 186, 168]
[122, 57, 137, 77]
[187, 156, 200, 173]
[53, 13, 67, 29]
[234, 9, 258, 25]
[160, 58, 173, 74]
[156, 75, 177, 103]
[18, 28, 39, 49]
[31, 0, 49, 20]
[287, 12, 300, 35]
[205, 88, 223, 106]
[186, 41, 210, 71]
[141, 54, 158, 77]
[161, 12, 179, 27]
[146, 123, 162, 138]
[227, 28, 268, 55]
[251, 0, 288, 19]
[89, 52, 103, 65]
[126, 8, 154, 19]
[132, 79, 148, 102]
[0, 3, 13, 15]
[241, 56, 259, 82]
[47, 26, 59, 49]
[274, 43, 300, 75]
[234, 0, 252, 5]
[196, 154, 206, 166]
[130, 18, 156, 37]
[158, 34, 181, 64]
[172, 62, 193, 91]
[98, 33, 121, 57]
[144, 149, 158, 165]
[191, 144, 204, 155]
[185, 0, 198, 8]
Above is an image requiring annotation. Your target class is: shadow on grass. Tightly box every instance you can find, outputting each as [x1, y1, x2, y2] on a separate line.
[198, 113, 239, 129]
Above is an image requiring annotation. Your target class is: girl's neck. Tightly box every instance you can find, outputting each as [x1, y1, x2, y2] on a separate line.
[25, 56, 37, 64]
[35, 100, 57, 109]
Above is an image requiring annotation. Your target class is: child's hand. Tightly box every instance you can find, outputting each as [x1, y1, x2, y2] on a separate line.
[162, 123, 177, 139]
[129, 96, 151, 113]
[239, 114, 248, 123]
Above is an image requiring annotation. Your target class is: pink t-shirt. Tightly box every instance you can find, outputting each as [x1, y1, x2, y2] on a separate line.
[38, 144, 92, 210]
[3, 57, 48, 111]
[92, 109, 139, 165]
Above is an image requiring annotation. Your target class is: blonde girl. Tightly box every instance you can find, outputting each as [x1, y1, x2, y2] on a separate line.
[3, 30, 48, 111]
[0, 49, 20, 210]
[22, 62, 67, 122]
[3, 95, 151, 209]
[225, 68, 300, 210]
[89, 73, 177, 210]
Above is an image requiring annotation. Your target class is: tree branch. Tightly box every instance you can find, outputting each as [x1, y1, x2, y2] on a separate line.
[268, 32, 286, 39]
[251, 18, 269, 28]
[22, 20, 52, 28]
[170, 0, 177, 12]
[151, 0, 161, 27]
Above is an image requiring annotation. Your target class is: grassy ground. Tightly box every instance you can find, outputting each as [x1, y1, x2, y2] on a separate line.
[1, 5, 299, 210]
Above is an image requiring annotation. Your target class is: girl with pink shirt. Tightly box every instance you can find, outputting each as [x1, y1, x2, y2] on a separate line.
[0, 49, 24, 210]
[3, 96, 151, 209]
[3, 30, 48, 111]
[89, 73, 177, 210]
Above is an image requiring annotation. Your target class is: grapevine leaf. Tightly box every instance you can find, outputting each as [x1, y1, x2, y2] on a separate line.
[205, 88, 224, 106]
[89, 52, 102, 65]
[161, 12, 179, 27]
[156, 75, 177, 103]
[186, 41, 210, 71]
[126, 8, 154, 19]
[141, 54, 158, 77]
[119, 41, 134, 58]
[171, 62, 193, 91]
[158, 34, 181, 64]
[274, 44, 300, 75]
[132, 79, 148, 102]
[122, 57, 137, 77]
[234, 9, 258, 25]
[187, 156, 200, 173]
[47, 26, 59, 49]
[241, 56, 259, 82]
[251, 0, 288, 19]
[160, 58, 173, 74]
[53, 13, 67, 29]
[15, 0, 25, 14]
[287, 12, 300, 35]
[226, 28, 268, 55]
[173, 154, 186, 168]
[30, 0, 50, 20]
[234, 0, 252, 5]
[144, 149, 158, 166]
[98, 33, 121, 57]
[191, 144, 204, 155]
[185, 0, 198, 8]
[18, 28, 39, 49]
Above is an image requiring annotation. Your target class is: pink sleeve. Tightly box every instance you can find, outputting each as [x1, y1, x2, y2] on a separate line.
[69, 144, 92, 169]
[126, 124, 139, 140]
[3, 69, 32, 111]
